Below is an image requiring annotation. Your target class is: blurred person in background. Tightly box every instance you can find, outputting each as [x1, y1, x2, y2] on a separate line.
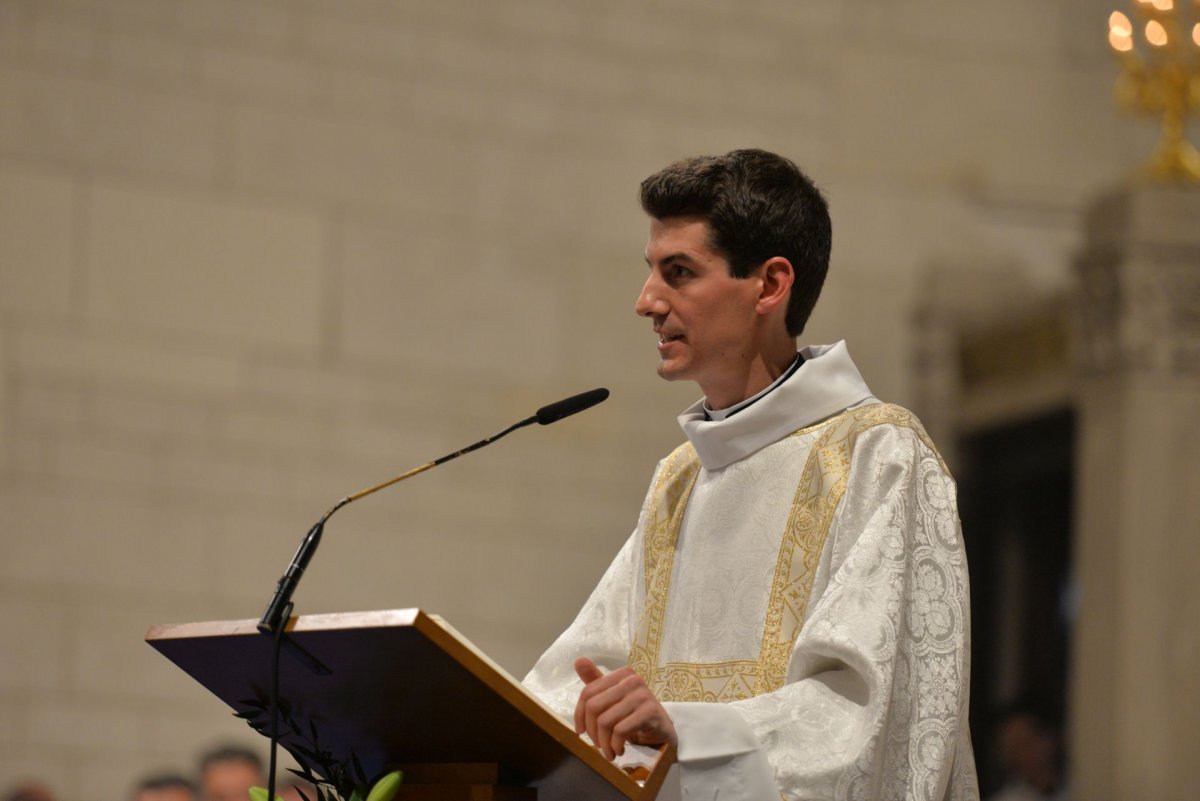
[3, 781, 55, 801]
[987, 706, 1067, 801]
[131, 773, 197, 801]
[198, 745, 264, 801]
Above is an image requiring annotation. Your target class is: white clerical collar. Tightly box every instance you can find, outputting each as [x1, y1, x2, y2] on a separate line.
[677, 340, 876, 471]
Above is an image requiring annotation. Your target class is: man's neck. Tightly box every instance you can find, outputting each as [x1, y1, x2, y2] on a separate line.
[703, 348, 801, 413]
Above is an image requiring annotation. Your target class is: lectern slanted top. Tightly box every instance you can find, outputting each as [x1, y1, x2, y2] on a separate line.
[146, 608, 673, 801]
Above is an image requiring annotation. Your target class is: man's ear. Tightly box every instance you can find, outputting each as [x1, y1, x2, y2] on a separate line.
[755, 257, 794, 317]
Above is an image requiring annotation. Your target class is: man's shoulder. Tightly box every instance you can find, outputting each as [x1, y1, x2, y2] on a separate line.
[652, 439, 700, 485]
[783, 401, 927, 439]
[798, 402, 948, 472]
[841, 401, 928, 435]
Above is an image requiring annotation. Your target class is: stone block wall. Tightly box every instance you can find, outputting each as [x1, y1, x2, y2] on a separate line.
[0, 1, 1128, 799]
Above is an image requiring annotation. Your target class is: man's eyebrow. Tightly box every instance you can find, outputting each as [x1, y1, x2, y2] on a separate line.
[645, 251, 693, 267]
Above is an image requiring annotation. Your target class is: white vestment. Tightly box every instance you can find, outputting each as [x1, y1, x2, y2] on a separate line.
[524, 342, 979, 800]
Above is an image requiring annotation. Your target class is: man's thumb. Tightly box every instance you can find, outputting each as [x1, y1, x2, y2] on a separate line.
[574, 656, 604, 684]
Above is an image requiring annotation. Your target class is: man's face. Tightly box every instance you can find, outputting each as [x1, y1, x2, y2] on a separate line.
[636, 216, 762, 404]
[201, 762, 262, 801]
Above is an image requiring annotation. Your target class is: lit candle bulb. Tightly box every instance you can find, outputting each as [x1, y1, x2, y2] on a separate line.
[1110, 27, 1135, 51]
[1145, 19, 1169, 45]
[1108, 9, 1142, 69]
[1110, 10, 1135, 37]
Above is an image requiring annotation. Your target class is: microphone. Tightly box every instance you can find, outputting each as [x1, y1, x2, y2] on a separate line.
[535, 387, 609, 425]
[257, 387, 610, 634]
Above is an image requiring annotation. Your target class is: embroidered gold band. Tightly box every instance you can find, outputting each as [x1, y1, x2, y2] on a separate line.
[628, 403, 942, 702]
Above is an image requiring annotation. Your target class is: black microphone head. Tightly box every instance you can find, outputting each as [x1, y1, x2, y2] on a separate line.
[536, 387, 610, 425]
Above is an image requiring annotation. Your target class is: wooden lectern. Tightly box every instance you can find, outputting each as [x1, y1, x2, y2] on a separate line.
[146, 609, 675, 801]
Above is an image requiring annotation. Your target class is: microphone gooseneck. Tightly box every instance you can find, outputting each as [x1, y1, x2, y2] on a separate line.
[256, 387, 610, 634]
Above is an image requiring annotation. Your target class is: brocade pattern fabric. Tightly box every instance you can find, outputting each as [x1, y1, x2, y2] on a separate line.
[524, 343, 979, 800]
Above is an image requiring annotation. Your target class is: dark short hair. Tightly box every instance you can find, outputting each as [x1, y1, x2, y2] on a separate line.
[134, 775, 197, 796]
[198, 745, 263, 774]
[639, 149, 831, 337]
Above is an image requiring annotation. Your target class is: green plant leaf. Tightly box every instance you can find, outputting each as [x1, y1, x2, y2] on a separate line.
[364, 771, 403, 801]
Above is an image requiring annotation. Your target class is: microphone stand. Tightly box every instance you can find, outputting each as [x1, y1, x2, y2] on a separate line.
[256, 413, 540, 635]
[253, 387, 608, 801]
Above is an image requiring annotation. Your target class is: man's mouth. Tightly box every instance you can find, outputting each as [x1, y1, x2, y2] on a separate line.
[658, 333, 684, 344]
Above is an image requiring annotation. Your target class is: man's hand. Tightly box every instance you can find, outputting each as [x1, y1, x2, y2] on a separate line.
[573, 657, 678, 760]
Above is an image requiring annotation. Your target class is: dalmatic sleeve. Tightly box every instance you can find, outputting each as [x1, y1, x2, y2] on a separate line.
[663, 424, 978, 801]
[522, 526, 644, 722]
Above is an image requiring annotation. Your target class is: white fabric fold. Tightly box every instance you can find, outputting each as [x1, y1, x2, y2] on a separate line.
[663, 702, 762, 760]
[664, 702, 780, 801]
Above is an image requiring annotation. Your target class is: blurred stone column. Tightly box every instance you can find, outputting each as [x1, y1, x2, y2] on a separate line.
[1070, 185, 1200, 800]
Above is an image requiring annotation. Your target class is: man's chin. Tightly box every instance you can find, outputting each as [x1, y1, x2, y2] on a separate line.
[655, 361, 690, 382]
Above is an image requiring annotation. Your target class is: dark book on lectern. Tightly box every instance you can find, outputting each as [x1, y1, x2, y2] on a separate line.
[146, 608, 674, 801]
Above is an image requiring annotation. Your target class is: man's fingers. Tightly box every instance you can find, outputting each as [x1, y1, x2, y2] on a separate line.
[613, 699, 676, 752]
[576, 668, 622, 743]
[584, 676, 630, 750]
[573, 658, 604, 733]
[609, 707, 644, 757]
[571, 663, 675, 760]
[574, 663, 638, 733]
[585, 674, 655, 759]
[597, 692, 647, 758]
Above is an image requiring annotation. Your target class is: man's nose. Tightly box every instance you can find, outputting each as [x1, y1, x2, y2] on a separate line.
[636, 276, 668, 318]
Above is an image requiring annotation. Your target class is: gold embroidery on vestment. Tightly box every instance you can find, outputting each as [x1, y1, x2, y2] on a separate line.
[628, 403, 942, 701]
[629, 444, 700, 683]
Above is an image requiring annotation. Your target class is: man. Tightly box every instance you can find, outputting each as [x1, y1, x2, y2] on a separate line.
[524, 150, 978, 800]
[131, 774, 197, 801]
[198, 746, 264, 801]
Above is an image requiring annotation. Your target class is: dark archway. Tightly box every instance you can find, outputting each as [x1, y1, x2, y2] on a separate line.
[957, 408, 1074, 795]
